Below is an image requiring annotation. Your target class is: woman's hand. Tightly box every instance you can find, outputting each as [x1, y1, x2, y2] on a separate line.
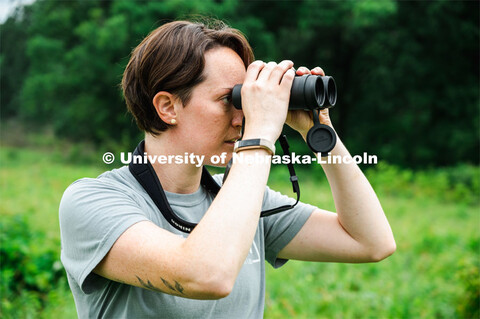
[285, 66, 334, 139]
[241, 60, 295, 142]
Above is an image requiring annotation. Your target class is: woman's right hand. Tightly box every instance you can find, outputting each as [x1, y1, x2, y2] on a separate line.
[240, 60, 295, 142]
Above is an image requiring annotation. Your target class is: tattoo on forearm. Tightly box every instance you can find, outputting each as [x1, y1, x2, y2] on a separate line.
[161, 277, 176, 291]
[175, 281, 184, 294]
[135, 275, 185, 295]
[136, 275, 163, 293]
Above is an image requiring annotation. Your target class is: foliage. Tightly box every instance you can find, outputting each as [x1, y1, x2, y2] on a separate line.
[0, 143, 104, 317]
[1, 0, 478, 167]
[267, 169, 479, 318]
[365, 162, 480, 206]
[344, 0, 479, 168]
[0, 6, 30, 119]
[0, 215, 66, 317]
[272, 159, 480, 207]
[456, 257, 480, 319]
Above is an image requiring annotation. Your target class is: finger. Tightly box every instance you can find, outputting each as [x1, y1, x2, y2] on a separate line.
[311, 67, 325, 76]
[295, 66, 311, 76]
[244, 60, 265, 83]
[257, 61, 278, 82]
[269, 60, 294, 84]
[279, 68, 295, 92]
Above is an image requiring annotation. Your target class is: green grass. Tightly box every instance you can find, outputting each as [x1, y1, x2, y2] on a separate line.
[1, 146, 478, 318]
[265, 165, 479, 318]
[264, 195, 478, 318]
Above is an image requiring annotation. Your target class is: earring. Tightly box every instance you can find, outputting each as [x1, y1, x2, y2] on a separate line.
[170, 119, 177, 125]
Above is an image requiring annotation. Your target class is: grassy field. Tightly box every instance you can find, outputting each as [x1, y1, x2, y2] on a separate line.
[1, 145, 478, 318]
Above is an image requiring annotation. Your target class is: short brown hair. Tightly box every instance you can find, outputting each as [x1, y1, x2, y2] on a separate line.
[122, 19, 254, 135]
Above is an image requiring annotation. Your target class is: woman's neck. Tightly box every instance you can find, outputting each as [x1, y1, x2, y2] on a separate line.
[144, 134, 202, 194]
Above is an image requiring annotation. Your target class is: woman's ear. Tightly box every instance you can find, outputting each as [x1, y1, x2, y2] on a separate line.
[152, 91, 179, 125]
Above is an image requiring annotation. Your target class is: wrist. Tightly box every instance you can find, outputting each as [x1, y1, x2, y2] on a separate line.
[234, 138, 275, 155]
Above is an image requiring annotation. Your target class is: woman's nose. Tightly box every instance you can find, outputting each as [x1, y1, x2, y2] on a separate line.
[232, 108, 244, 128]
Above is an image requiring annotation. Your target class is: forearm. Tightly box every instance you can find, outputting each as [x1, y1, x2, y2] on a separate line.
[182, 149, 271, 286]
[315, 136, 395, 256]
[181, 59, 293, 290]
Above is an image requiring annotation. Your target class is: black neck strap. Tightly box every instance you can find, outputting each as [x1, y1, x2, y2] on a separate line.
[128, 140, 220, 233]
[129, 137, 300, 233]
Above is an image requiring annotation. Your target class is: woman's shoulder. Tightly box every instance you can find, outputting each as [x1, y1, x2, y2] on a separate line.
[59, 166, 147, 221]
[61, 166, 143, 204]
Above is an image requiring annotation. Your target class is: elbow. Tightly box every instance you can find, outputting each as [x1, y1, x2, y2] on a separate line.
[203, 277, 234, 299]
[189, 265, 235, 300]
[369, 240, 396, 262]
[179, 244, 237, 299]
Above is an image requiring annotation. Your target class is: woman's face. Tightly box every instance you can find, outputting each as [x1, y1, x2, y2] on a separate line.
[174, 47, 246, 166]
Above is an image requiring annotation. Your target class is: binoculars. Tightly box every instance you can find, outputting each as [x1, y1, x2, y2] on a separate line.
[232, 74, 337, 110]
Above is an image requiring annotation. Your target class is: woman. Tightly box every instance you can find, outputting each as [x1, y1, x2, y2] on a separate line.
[59, 19, 395, 318]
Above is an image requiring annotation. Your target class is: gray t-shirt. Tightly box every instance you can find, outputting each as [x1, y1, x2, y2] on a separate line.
[59, 166, 315, 318]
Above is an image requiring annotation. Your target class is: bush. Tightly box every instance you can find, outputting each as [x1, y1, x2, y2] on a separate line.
[456, 257, 480, 319]
[0, 215, 65, 315]
[365, 162, 480, 205]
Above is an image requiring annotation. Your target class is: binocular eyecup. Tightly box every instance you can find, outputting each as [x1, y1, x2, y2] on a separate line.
[232, 75, 337, 110]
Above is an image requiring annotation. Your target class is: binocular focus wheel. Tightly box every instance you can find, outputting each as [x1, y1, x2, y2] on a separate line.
[306, 124, 337, 156]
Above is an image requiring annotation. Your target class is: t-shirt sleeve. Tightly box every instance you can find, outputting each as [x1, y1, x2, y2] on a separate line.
[59, 178, 149, 294]
[262, 185, 316, 268]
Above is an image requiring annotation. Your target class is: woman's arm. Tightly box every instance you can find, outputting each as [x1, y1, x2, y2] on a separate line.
[278, 136, 396, 263]
[279, 67, 395, 263]
[95, 147, 273, 299]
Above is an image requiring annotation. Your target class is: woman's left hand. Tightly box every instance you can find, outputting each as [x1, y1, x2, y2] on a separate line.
[285, 66, 334, 139]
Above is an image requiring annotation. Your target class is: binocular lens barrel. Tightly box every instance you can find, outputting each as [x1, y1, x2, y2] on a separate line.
[232, 75, 337, 110]
[325, 76, 337, 106]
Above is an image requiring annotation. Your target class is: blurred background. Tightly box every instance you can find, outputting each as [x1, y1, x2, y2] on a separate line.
[0, 0, 478, 318]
